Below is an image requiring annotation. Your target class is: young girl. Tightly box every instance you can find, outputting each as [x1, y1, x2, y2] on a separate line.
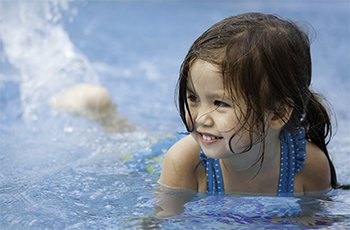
[159, 12, 339, 197]
[51, 12, 338, 196]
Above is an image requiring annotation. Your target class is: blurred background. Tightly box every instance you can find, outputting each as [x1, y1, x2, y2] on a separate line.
[0, 1, 349, 229]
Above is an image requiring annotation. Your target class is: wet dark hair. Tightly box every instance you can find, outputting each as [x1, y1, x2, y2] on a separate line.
[176, 12, 338, 188]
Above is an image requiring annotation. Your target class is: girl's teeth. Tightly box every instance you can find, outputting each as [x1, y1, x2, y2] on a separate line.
[202, 134, 217, 141]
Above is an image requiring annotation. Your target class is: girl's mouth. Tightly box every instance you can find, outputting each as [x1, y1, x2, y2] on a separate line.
[199, 132, 222, 145]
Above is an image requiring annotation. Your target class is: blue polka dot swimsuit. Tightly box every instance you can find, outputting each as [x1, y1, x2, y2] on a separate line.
[199, 128, 307, 196]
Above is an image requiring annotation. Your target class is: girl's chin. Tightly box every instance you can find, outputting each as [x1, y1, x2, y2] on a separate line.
[200, 147, 235, 159]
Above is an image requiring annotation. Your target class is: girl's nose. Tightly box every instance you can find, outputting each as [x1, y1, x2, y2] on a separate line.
[195, 108, 214, 127]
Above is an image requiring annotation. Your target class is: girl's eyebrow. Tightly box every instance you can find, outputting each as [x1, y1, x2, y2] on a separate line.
[186, 87, 195, 94]
[207, 91, 227, 100]
[187, 87, 227, 100]
[186, 82, 195, 94]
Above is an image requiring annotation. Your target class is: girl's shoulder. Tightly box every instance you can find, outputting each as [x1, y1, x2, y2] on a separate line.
[159, 135, 204, 190]
[296, 141, 331, 194]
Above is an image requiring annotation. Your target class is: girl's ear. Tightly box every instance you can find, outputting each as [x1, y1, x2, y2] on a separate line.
[269, 101, 294, 130]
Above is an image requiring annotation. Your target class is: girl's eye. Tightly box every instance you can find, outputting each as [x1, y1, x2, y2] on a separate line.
[214, 100, 229, 107]
[187, 95, 199, 102]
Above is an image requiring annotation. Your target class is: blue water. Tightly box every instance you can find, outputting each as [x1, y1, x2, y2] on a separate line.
[0, 0, 349, 229]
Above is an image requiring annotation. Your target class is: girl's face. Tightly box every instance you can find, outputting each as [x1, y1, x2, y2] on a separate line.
[187, 59, 253, 159]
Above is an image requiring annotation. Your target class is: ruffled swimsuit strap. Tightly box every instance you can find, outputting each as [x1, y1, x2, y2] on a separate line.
[278, 128, 307, 196]
[200, 150, 224, 194]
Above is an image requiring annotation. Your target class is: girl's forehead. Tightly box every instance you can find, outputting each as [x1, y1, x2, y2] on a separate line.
[186, 59, 242, 102]
[188, 59, 222, 83]
[190, 59, 220, 74]
[187, 60, 233, 98]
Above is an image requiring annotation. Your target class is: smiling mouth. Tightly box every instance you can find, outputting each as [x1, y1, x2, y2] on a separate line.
[201, 134, 219, 141]
[198, 132, 222, 144]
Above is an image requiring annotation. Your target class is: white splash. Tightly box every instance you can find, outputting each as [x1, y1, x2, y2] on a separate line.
[0, 0, 100, 122]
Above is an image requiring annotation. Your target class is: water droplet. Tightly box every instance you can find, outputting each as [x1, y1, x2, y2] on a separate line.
[64, 127, 73, 133]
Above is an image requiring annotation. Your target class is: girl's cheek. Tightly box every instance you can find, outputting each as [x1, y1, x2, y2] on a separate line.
[185, 112, 194, 131]
[226, 126, 250, 148]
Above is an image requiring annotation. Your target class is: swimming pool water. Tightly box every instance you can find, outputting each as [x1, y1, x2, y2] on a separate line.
[0, 0, 349, 229]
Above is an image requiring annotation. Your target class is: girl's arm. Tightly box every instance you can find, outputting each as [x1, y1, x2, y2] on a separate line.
[155, 135, 204, 217]
[297, 141, 332, 194]
[153, 183, 197, 217]
[159, 134, 203, 190]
